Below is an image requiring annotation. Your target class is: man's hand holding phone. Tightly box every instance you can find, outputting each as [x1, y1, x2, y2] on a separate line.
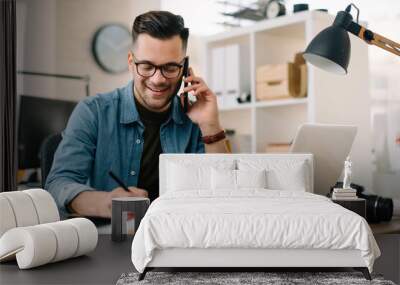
[180, 67, 223, 137]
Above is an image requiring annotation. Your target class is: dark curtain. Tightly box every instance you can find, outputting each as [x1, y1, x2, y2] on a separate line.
[0, 0, 17, 192]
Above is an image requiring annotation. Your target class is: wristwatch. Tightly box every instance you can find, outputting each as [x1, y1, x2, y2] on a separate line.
[202, 130, 226, 144]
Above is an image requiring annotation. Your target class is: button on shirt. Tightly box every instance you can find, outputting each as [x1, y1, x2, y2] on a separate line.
[134, 95, 171, 203]
[45, 81, 205, 217]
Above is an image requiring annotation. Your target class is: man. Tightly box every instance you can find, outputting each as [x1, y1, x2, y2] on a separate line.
[45, 11, 229, 218]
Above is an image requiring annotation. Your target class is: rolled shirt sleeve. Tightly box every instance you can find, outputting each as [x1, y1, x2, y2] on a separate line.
[196, 128, 205, 153]
[45, 99, 98, 217]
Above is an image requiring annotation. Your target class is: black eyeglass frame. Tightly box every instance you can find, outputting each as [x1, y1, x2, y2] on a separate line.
[132, 55, 188, 79]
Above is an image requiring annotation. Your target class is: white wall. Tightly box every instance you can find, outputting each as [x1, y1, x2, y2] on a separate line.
[17, 0, 57, 100]
[17, 0, 161, 102]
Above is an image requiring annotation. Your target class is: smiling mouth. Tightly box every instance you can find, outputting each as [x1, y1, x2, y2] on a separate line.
[146, 85, 169, 93]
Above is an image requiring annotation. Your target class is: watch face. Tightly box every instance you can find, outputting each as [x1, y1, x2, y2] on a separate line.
[92, 24, 131, 74]
[266, 1, 280, 18]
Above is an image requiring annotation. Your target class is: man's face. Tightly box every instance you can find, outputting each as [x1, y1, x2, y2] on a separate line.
[128, 34, 185, 112]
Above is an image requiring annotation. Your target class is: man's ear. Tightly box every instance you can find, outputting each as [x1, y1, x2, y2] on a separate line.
[128, 51, 134, 72]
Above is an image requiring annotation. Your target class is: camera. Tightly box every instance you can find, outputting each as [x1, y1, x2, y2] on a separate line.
[331, 182, 393, 223]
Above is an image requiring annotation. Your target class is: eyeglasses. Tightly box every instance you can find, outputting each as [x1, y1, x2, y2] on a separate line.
[132, 55, 186, 79]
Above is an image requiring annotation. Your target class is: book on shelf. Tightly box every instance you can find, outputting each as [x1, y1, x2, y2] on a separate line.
[332, 193, 358, 200]
[333, 188, 357, 193]
[332, 192, 357, 197]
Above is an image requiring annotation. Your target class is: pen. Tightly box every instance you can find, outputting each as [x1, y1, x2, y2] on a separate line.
[108, 171, 130, 192]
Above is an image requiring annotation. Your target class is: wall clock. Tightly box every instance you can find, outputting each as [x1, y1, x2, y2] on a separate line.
[265, 0, 286, 19]
[92, 24, 131, 74]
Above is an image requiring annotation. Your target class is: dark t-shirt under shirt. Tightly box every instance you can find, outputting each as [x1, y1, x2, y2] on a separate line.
[134, 96, 171, 202]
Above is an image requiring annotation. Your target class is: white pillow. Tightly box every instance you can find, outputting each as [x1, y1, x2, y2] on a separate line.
[267, 162, 307, 191]
[237, 159, 309, 191]
[211, 169, 267, 190]
[166, 160, 235, 192]
[211, 168, 236, 190]
[167, 163, 209, 191]
[236, 169, 267, 189]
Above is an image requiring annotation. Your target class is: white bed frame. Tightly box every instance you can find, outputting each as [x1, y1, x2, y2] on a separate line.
[139, 154, 370, 280]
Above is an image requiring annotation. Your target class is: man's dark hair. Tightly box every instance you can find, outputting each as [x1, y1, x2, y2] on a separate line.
[132, 11, 189, 51]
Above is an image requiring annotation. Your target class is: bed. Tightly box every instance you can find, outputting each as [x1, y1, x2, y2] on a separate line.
[131, 154, 380, 280]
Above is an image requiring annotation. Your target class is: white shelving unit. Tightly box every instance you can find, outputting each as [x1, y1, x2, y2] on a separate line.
[202, 11, 373, 190]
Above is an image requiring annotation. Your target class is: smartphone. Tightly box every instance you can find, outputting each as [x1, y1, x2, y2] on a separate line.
[171, 56, 190, 112]
[181, 56, 190, 113]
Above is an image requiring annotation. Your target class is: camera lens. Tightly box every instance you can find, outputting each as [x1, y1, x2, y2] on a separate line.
[362, 194, 393, 223]
[377, 197, 393, 222]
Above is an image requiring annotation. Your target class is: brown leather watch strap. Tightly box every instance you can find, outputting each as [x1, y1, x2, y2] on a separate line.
[202, 130, 226, 144]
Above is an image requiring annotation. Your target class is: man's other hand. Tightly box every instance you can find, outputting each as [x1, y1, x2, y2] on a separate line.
[69, 187, 148, 218]
[103, 187, 148, 217]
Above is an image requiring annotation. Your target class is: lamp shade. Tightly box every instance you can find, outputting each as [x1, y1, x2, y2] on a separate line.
[303, 25, 351, 75]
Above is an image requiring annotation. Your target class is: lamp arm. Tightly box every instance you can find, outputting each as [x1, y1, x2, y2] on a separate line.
[346, 22, 400, 56]
[361, 28, 400, 56]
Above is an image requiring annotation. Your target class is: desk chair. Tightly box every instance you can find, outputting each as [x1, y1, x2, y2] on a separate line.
[39, 133, 62, 189]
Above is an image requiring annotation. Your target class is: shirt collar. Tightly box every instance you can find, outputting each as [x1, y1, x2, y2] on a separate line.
[119, 81, 140, 124]
[119, 81, 184, 125]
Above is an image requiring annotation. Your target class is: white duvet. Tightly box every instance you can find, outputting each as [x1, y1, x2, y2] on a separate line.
[131, 190, 380, 273]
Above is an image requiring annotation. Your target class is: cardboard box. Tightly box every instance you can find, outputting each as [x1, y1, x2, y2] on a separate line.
[256, 53, 307, 101]
[256, 63, 294, 100]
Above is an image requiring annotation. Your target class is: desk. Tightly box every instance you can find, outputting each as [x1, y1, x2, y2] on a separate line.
[370, 217, 400, 235]
[0, 235, 133, 285]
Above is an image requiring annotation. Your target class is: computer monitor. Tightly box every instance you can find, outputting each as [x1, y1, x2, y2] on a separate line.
[18, 95, 77, 169]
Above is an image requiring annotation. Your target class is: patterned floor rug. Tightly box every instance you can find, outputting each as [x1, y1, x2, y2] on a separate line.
[116, 271, 396, 285]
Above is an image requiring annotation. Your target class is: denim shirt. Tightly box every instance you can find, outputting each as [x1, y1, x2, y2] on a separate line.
[45, 81, 205, 216]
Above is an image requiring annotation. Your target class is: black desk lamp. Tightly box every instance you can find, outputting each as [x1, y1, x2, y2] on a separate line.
[303, 3, 400, 74]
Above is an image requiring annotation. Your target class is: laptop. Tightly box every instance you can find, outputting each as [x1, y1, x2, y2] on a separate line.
[290, 123, 357, 196]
